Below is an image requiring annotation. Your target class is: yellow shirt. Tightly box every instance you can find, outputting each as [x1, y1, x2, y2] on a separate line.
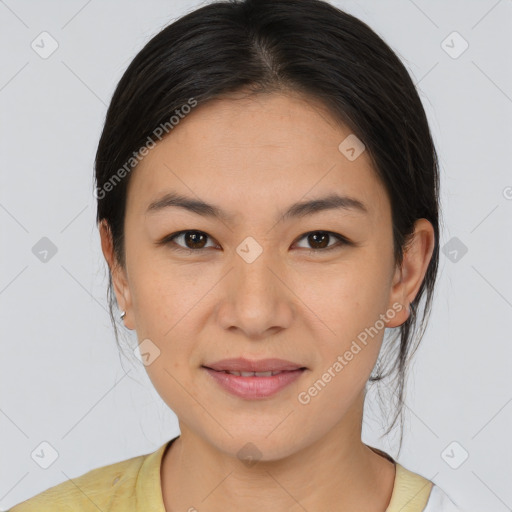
[9, 437, 434, 511]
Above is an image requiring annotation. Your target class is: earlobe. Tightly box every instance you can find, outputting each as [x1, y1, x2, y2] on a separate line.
[99, 220, 134, 329]
[385, 219, 435, 328]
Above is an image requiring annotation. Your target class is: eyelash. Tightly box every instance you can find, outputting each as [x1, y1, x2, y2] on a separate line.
[157, 230, 351, 255]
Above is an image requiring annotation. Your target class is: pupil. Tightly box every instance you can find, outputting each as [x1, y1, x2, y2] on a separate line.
[309, 232, 328, 249]
[186, 232, 206, 249]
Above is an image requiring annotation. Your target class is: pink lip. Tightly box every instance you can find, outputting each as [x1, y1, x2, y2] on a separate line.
[203, 357, 305, 373]
[203, 367, 306, 399]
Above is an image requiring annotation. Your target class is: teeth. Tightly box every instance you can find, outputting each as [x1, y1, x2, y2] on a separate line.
[223, 370, 284, 377]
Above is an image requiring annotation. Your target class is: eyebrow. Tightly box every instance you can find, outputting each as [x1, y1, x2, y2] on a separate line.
[145, 191, 369, 223]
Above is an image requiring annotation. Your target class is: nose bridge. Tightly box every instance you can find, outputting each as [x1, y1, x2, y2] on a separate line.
[216, 234, 293, 336]
[233, 234, 280, 299]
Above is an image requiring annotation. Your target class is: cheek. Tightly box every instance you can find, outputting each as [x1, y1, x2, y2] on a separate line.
[296, 270, 387, 417]
[129, 260, 200, 337]
[294, 257, 393, 399]
[132, 271, 197, 414]
[298, 258, 391, 338]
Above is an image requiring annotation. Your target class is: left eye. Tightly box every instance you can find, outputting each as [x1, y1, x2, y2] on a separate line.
[294, 231, 349, 252]
[158, 230, 350, 253]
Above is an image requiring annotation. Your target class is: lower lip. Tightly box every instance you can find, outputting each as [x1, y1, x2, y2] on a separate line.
[203, 367, 306, 399]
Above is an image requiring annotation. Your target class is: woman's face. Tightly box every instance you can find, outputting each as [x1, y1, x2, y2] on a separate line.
[102, 91, 421, 460]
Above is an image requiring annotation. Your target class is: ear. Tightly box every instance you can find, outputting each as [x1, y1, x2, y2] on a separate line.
[99, 219, 135, 330]
[385, 218, 436, 328]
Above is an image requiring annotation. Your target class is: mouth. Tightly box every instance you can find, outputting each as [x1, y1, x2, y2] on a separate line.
[202, 357, 307, 373]
[201, 358, 307, 399]
[204, 369, 305, 377]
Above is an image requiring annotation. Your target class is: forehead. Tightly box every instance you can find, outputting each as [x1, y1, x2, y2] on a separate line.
[126, 92, 389, 223]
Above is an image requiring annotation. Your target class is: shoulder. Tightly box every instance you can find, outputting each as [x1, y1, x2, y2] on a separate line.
[388, 462, 465, 512]
[386, 462, 434, 511]
[8, 453, 146, 512]
[423, 484, 467, 512]
[8, 442, 169, 512]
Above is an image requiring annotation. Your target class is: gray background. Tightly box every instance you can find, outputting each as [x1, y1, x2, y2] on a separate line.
[1, 1, 511, 510]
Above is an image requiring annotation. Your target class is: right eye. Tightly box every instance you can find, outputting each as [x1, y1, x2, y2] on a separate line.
[157, 230, 219, 252]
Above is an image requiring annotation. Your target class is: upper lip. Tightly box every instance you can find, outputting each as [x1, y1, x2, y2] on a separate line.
[203, 358, 306, 372]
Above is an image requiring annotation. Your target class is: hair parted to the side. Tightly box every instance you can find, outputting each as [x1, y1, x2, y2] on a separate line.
[94, 0, 441, 456]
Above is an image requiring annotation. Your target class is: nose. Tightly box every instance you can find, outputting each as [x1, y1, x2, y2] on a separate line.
[215, 245, 294, 340]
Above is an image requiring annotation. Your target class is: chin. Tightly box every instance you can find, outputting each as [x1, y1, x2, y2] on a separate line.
[205, 429, 309, 465]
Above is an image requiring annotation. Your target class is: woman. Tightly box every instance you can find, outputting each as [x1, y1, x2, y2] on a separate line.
[10, 0, 465, 510]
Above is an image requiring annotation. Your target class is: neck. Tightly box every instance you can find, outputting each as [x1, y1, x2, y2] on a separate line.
[160, 395, 396, 512]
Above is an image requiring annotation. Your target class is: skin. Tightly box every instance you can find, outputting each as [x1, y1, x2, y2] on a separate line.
[100, 90, 435, 512]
